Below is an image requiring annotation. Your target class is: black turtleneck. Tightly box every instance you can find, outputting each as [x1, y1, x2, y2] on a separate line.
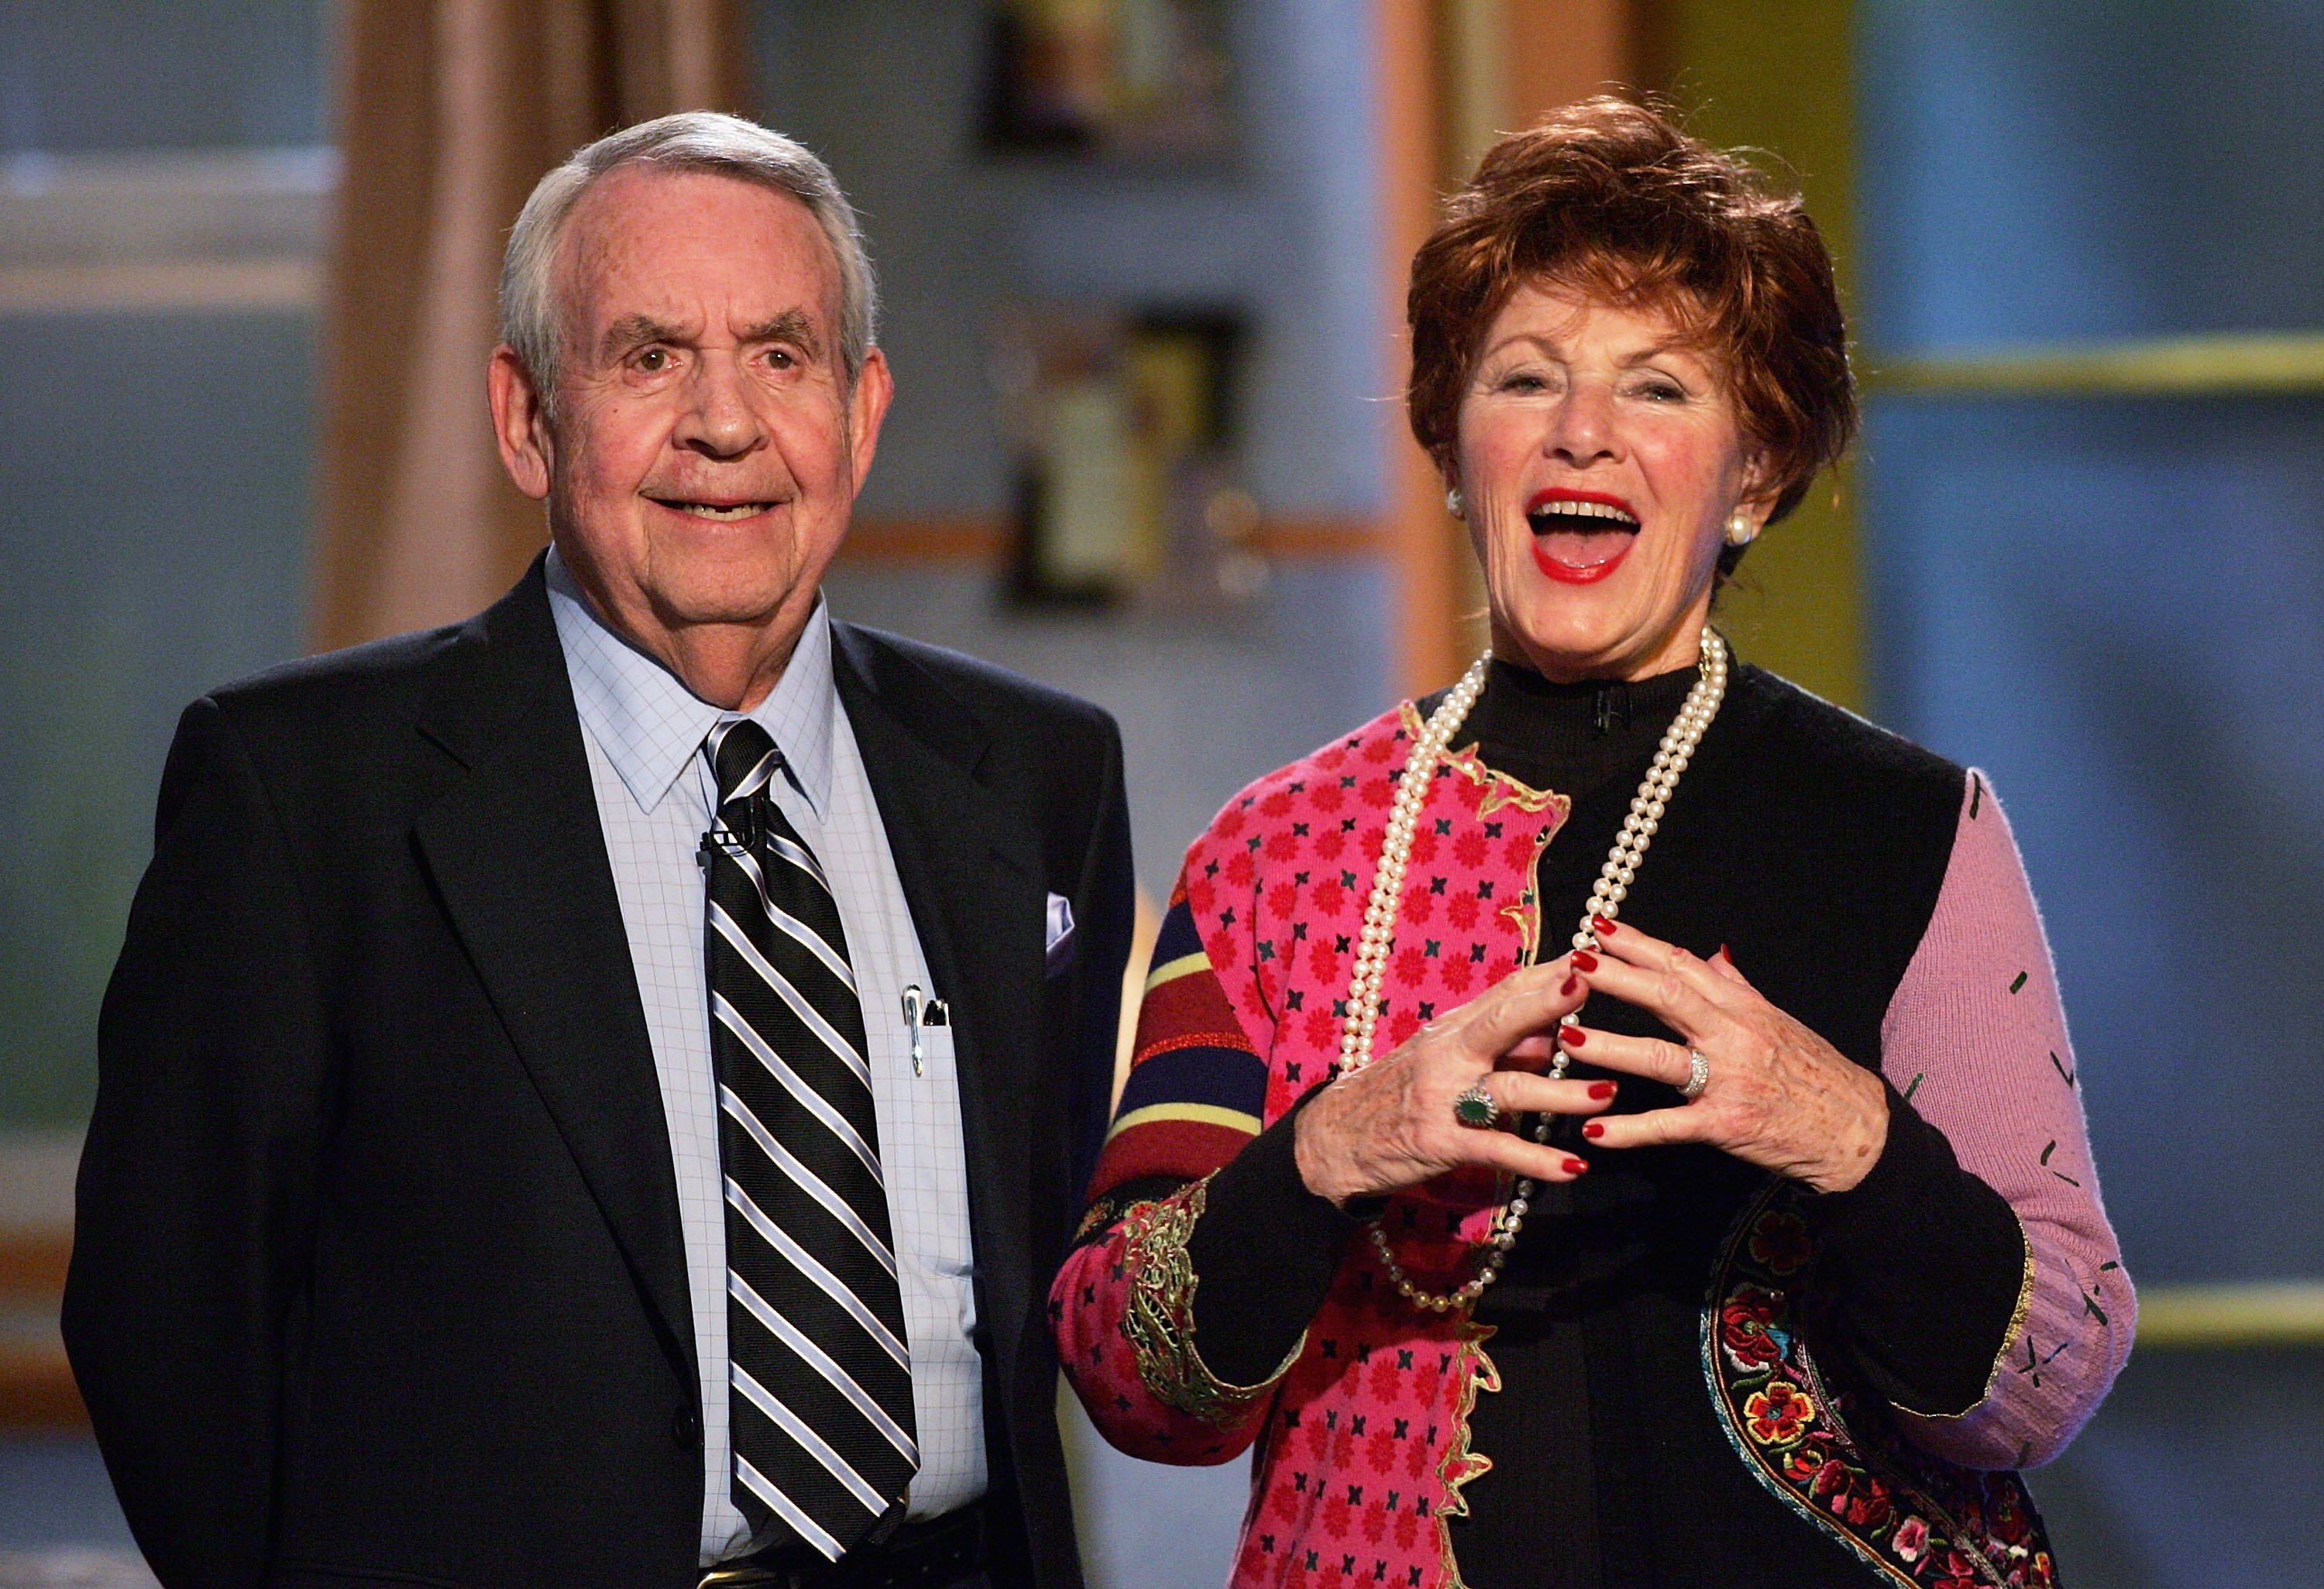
[1446, 656, 1706, 807]
[1433, 659, 1705, 1589]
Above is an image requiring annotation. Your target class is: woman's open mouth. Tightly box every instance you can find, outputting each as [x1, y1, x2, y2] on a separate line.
[1526, 489, 1639, 584]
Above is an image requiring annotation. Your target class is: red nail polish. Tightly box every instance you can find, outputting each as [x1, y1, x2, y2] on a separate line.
[1592, 915, 1618, 937]
[1563, 1027, 1588, 1048]
[1588, 1081, 1616, 1100]
[1572, 950, 1600, 973]
[1717, 943, 1732, 961]
[1563, 1157, 1590, 1175]
[1583, 1121, 1606, 1140]
[1561, 975, 1579, 996]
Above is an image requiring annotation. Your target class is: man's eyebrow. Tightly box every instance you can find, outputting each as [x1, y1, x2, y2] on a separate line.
[597, 314, 687, 362]
[740, 308, 822, 358]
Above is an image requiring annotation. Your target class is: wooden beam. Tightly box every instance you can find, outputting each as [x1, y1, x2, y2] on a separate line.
[1868, 331, 2324, 397]
[1377, 4, 1652, 700]
[2133, 1283, 2324, 1350]
[0, 1231, 81, 1431]
[1504, 0, 1639, 127]
[1379, 2, 1464, 699]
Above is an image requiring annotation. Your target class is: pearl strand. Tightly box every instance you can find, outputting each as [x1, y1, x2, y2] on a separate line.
[1339, 631, 1731, 1313]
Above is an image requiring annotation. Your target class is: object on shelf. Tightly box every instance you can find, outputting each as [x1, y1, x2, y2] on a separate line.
[992, 304, 1256, 606]
[981, 0, 1232, 161]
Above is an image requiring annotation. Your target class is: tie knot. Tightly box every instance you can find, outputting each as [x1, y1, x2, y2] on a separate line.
[707, 718, 781, 812]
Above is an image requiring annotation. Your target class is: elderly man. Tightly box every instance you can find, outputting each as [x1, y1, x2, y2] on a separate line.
[67, 114, 1131, 1589]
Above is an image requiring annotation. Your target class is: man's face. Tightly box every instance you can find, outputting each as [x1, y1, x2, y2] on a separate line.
[495, 166, 889, 673]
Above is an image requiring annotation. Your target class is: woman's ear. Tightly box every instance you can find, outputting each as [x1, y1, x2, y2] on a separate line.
[1436, 452, 1469, 521]
[1734, 455, 1787, 536]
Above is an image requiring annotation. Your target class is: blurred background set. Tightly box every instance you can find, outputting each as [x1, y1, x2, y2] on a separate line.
[2, 2, 2322, 1584]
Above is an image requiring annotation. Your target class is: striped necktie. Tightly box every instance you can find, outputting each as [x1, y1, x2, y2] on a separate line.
[700, 717, 918, 1559]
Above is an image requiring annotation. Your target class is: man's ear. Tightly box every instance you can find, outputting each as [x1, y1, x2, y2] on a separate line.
[846, 346, 894, 496]
[487, 345, 554, 500]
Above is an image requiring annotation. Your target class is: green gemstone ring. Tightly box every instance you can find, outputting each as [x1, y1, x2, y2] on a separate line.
[1452, 1085, 1500, 1130]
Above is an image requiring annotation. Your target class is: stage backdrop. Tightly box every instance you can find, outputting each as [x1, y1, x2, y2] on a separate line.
[1859, 3, 2324, 1584]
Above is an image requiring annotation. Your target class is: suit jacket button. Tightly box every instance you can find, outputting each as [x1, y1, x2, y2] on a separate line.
[672, 1406, 703, 1449]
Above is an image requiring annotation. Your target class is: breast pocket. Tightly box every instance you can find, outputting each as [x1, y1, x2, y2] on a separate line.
[885, 1017, 979, 1323]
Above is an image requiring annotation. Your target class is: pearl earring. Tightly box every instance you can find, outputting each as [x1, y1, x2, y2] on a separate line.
[1446, 487, 1466, 521]
[1724, 510, 1758, 547]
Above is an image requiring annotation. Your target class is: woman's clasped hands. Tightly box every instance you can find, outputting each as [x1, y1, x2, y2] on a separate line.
[1564, 920, 1890, 1192]
[1293, 920, 1890, 1208]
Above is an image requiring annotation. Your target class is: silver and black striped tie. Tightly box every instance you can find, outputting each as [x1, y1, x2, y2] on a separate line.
[701, 717, 917, 1560]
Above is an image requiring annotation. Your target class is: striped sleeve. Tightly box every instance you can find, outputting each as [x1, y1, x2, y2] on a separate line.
[1052, 865, 1283, 1466]
[1085, 886, 1268, 1199]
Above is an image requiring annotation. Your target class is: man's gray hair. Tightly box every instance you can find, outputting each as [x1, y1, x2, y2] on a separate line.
[499, 112, 878, 400]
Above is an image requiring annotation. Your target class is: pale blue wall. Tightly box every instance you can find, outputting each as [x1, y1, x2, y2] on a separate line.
[755, 0, 1388, 525]
[0, 311, 315, 1125]
[0, 0, 328, 1125]
[0, 0, 328, 153]
[1861, 4, 2324, 1582]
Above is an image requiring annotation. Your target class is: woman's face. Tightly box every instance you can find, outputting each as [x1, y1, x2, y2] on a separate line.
[1454, 282, 1769, 683]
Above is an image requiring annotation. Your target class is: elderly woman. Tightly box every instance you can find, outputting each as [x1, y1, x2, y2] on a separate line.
[1053, 99, 2130, 1589]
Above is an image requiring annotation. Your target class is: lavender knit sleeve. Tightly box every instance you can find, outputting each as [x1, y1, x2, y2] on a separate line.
[1875, 770, 2136, 1468]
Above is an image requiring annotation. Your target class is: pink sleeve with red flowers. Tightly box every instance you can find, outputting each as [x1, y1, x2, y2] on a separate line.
[1879, 772, 2134, 1467]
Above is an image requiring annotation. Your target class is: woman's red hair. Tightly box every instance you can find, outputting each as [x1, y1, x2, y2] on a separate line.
[1407, 97, 1855, 537]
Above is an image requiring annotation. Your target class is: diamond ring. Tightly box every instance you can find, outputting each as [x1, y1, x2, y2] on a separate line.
[1681, 1047, 1710, 1102]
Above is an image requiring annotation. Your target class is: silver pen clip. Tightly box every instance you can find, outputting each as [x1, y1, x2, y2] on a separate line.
[901, 983, 947, 1077]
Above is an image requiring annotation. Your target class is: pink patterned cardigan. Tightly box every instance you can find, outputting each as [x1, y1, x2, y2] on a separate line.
[1051, 701, 2132, 1589]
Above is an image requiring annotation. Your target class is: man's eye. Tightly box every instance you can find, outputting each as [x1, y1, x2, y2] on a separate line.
[766, 348, 796, 370]
[637, 348, 670, 372]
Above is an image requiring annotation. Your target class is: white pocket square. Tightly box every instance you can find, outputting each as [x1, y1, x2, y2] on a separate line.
[1045, 892, 1076, 977]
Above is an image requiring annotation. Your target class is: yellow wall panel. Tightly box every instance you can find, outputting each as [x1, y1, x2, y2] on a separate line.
[1652, 0, 1865, 710]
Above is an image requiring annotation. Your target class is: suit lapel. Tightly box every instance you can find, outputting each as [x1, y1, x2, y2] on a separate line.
[830, 624, 1047, 1367]
[409, 566, 695, 1374]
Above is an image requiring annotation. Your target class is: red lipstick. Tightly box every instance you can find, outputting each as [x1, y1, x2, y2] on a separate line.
[1526, 488, 1640, 585]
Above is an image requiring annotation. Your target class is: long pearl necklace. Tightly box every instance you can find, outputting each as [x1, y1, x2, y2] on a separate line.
[1338, 629, 1731, 1312]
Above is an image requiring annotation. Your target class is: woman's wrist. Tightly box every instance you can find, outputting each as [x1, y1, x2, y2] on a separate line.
[1801, 1064, 1892, 1193]
[1293, 1082, 1361, 1206]
[1188, 1092, 1367, 1386]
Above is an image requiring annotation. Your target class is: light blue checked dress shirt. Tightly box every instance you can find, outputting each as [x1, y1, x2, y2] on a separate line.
[546, 549, 986, 1563]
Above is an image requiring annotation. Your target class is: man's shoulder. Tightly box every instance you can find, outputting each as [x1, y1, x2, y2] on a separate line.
[199, 568, 561, 757]
[205, 621, 469, 733]
[830, 621, 1119, 746]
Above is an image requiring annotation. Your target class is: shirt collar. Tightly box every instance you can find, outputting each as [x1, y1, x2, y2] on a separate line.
[545, 545, 837, 817]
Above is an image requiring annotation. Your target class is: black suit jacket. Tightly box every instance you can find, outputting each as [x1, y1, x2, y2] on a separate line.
[64, 562, 1133, 1589]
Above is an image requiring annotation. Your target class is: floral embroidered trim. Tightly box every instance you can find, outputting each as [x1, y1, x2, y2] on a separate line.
[1896, 1207, 2037, 1422]
[1119, 1176, 1306, 1427]
[1398, 700, 1573, 818]
[1433, 1318, 1501, 1589]
[1703, 1183, 2060, 1588]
